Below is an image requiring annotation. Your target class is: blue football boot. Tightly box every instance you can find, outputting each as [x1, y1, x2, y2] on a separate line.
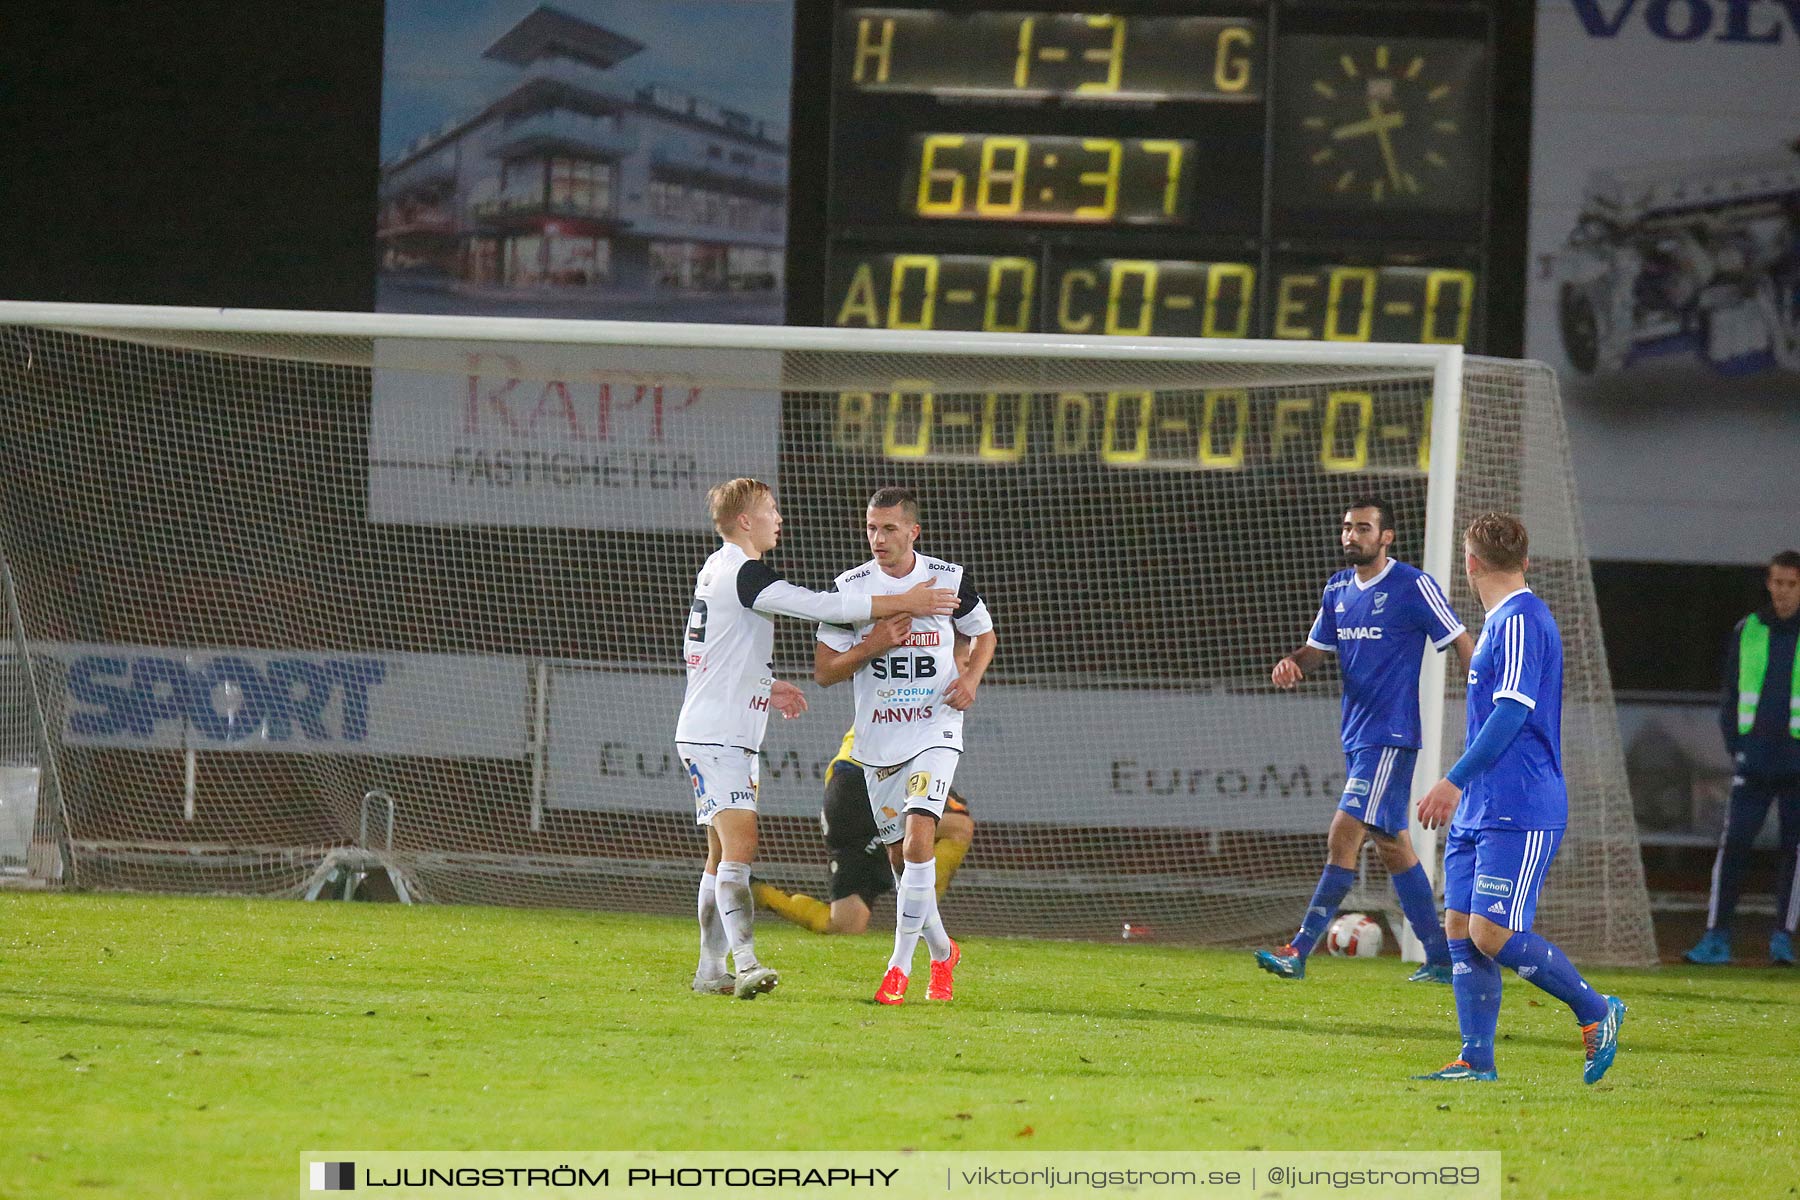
[1412, 1059, 1498, 1082]
[1683, 929, 1731, 965]
[1582, 995, 1627, 1085]
[1254, 944, 1305, 980]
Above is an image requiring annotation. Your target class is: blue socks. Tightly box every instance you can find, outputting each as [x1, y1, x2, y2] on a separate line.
[1448, 930, 1605, 1073]
[1291, 864, 1356, 958]
[1390, 862, 1451, 965]
[1449, 938, 1500, 1072]
[1493, 930, 1608, 1025]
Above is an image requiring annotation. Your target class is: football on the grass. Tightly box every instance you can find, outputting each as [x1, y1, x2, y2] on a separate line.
[1327, 913, 1383, 957]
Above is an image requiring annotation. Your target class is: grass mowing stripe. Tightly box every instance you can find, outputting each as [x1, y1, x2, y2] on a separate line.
[2, 893, 1793, 1199]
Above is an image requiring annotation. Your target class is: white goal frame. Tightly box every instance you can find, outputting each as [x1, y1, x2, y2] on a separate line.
[0, 300, 1464, 956]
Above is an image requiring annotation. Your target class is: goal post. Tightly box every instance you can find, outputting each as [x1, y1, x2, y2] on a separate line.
[0, 301, 1657, 966]
[1403, 345, 1465, 961]
[1, 550, 75, 885]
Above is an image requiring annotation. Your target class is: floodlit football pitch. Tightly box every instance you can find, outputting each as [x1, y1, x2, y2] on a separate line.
[3, 893, 1794, 1199]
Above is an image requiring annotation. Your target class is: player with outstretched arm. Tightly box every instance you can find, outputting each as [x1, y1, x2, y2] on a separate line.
[815, 487, 996, 1004]
[1413, 513, 1625, 1084]
[676, 479, 956, 999]
[1256, 498, 1473, 983]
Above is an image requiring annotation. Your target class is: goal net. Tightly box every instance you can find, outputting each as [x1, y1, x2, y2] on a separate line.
[0, 303, 1657, 966]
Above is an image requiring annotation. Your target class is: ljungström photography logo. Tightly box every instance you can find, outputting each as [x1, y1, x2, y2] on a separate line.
[310, 1161, 355, 1191]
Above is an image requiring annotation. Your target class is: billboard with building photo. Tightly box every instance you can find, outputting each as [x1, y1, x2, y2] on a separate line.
[378, 1, 793, 323]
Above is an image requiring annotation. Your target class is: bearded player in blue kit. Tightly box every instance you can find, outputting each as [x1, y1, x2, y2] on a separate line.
[1256, 498, 1473, 983]
[1413, 513, 1625, 1084]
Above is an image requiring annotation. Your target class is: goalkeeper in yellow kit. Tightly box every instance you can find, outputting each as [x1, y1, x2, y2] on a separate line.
[755, 728, 975, 934]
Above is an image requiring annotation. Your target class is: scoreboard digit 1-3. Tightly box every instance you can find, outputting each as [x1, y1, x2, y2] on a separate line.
[822, 3, 1495, 348]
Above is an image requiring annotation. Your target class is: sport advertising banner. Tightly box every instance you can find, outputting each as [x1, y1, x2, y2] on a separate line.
[1527, 0, 1800, 564]
[32, 643, 1354, 828]
[377, 0, 794, 325]
[545, 667, 1350, 832]
[43, 644, 526, 758]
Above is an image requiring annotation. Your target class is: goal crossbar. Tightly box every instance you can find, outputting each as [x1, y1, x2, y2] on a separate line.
[0, 301, 1460, 369]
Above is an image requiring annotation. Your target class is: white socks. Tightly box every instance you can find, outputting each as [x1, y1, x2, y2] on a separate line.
[696, 871, 728, 978]
[888, 859, 937, 973]
[921, 904, 953, 962]
[714, 861, 760, 971]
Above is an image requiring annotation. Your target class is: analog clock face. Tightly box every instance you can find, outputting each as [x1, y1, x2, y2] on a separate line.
[1274, 36, 1488, 213]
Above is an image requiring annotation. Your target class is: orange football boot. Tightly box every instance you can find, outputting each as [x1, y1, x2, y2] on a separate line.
[926, 939, 961, 1001]
[874, 966, 909, 1006]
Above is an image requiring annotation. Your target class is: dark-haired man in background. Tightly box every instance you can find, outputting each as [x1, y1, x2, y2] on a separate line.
[1686, 549, 1800, 967]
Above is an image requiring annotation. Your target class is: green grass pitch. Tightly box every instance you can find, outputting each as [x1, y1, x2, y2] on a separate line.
[3, 892, 1795, 1199]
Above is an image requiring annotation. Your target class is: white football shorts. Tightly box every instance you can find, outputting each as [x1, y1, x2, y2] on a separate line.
[862, 746, 959, 845]
[676, 743, 759, 827]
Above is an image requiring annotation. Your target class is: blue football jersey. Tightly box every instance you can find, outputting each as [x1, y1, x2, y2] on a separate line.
[1455, 588, 1567, 831]
[1306, 560, 1465, 751]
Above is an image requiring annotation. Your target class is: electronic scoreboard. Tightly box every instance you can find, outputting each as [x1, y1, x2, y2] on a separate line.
[819, 4, 1496, 347]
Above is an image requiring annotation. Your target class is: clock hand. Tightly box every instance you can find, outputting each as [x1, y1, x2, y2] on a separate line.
[1330, 106, 1406, 142]
[1368, 98, 1405, 190]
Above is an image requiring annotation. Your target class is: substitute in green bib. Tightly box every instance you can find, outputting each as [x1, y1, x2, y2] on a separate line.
[1687, 550, 1800, 967]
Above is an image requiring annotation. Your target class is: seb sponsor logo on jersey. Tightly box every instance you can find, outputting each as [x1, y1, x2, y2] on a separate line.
[869, 653, 939, 680]
[870, 646, 942, 721]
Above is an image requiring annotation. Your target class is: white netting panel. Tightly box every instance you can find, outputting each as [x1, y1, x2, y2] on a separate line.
[1, 556, 65, 880]
[0, 316, 1655, 965]
[1449, 359, 1657, 965]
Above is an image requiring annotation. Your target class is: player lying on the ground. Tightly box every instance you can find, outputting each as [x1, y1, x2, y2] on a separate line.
[676, 478, 957, 999]
[1255, 497, 1472, 984]
[755, 728, 975, 934]
[1412, 513, 1625, 1085]
[815, 486, 996, 1005]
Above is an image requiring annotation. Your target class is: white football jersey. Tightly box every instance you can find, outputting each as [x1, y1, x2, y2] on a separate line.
[817, 552, 994, 768]
[675, 542, 873, 751]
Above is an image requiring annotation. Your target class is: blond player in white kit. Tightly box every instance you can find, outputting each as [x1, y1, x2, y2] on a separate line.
[814, 487, 996, 1005]
[676, 479, 956, 999]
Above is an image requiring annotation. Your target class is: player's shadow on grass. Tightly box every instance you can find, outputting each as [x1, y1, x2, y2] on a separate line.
[1014, 1002, 1584, 1053]
[0, 988, 325, 1019]
[1626, 984, 1798, 1008]
[0, 1008, 279, 1039]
